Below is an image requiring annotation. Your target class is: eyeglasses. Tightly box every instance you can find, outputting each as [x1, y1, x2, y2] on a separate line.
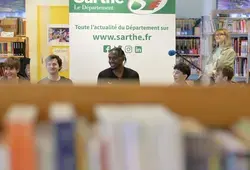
[215, 33, 225, 37]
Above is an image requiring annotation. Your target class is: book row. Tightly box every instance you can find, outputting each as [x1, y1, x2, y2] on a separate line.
[1, 103, 250, 170]
[216, 19, 250, 33]
[176, 38, 200, 55]
[176, 18, 200, 36]
[0, 42, 25, 57]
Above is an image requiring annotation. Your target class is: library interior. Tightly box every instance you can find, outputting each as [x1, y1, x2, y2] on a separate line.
[1, 0, 250, 170]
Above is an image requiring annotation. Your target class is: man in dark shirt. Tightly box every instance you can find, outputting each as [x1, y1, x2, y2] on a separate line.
[38, 54, 73, 84]
[97, 46, 140, 85]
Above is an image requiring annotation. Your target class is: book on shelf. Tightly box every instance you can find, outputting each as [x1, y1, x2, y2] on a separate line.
[0, 41, 26, 57]
[2, 103, 250, 170]
[232, 118, 250, 146]
[181, 119, 250, 170]
[176, 19, 201, 79]
[232, 37, 248, 77]
[94, 104, 184, 170]
[0, 17, 26, 36]
[176, 18, 200, 36]
[232, 37, 248, 57]
[176, 38, 200, 55]
[175, 38, 201, 77]
[215, 18, 250, 33]
[36, 104, 90, 170]
[5, 104, 38, 170]
[49, 103, 77, 170]
[201, 15, 216, 35]
[234, 57, 248, 77]
[36, 122, 55, 170]
[211, 130, 249, 170]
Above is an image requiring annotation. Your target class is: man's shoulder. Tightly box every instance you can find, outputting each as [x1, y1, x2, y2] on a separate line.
[125, 67, 139, 76]
[60, 76, 73, 83]
[98, 68, 112, 77]
[37, 77, 49, 84]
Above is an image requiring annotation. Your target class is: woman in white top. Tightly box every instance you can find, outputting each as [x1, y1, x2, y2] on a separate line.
[204, 28, 236, 84]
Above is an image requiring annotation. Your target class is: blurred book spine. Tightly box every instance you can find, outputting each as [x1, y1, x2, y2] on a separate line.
[5, 105, 38, 170]
[49, 103, 76, 170]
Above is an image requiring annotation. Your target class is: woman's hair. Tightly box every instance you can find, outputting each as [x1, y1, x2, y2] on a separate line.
[109, 46, 127, 64]
[213, 28, 232, 48]
[4, 57, 21, 71]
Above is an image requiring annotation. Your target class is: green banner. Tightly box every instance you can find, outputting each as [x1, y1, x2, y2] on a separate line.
[70, 0, 175, 14]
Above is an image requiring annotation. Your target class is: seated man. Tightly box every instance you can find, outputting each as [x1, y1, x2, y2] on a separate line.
[97, 46, 139, 85]
[172, 62, 191, 86]
[38, 54, 73, 84]
[214, 65, 234, 85]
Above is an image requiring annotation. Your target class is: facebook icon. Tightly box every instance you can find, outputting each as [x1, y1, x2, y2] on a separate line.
[103, 45, 111, 53]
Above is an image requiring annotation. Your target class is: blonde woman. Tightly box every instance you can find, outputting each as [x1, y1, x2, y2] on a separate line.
[205, 28, 236, 83]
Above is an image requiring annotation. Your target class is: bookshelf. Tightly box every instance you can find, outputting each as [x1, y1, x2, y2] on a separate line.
[212, 9, 250, 83]
[0, 84, 248, 128]
[176, 18, 201, 81]
[0, 18, 28, 59]
[0, 36, 29, 58]
[0, 17, 26, 35]
[0, 37, 25, 43]
[1, 84, 250, 170]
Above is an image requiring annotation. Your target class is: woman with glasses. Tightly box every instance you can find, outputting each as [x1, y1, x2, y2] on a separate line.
[97, 46, 140, 85]
[204, 28, 236, 84]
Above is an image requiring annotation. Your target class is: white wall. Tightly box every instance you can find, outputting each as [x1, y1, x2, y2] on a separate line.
[176, 0, 216, 18]
[202, 0, 217, 16]
[176, 0, 203, 18]
[26, 0, 68, 82]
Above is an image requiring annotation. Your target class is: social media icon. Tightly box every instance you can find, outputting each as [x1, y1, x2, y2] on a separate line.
[103, 45, 111, 53]
[135, 46, 142, 53]
[125, 45, 133, 53]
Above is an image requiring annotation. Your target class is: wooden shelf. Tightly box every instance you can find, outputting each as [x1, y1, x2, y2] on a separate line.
[0, 84, 248, 128]
[0, 36, 29, 58]
[231, 33, 249, 38]
[236, 56, 248, 58]
[213, 9, 250, 16]
[0, 37, 26, 42]
[178, 54, 200, 57]
[0, 55, 24, 58]
[176, 35, 200, 38]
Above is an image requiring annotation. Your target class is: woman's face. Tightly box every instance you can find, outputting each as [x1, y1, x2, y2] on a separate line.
[214, 31, 226, 44]
[4, 67, 18, 80]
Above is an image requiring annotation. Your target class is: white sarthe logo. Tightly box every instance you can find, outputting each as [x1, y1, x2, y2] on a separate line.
[128, 0, 168, 14]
